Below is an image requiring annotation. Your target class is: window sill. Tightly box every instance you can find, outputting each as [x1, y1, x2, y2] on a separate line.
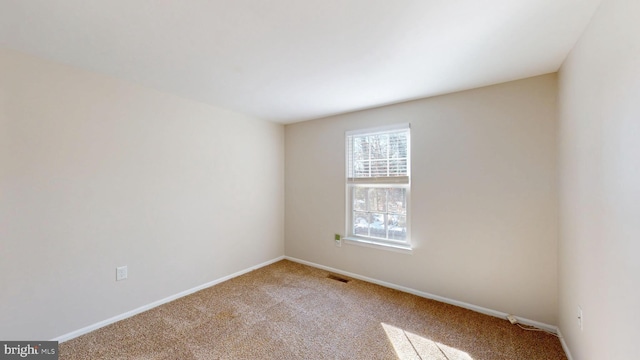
[344, 237, 413, 254]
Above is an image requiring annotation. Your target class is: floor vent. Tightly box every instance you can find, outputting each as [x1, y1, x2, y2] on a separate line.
[327, 274, 350, 283]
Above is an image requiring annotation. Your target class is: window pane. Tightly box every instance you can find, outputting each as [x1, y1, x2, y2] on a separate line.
[388, 188, 406, 214]
[389, 159, 407, 176]
[388, 215, 406, 241]
[348, 129, 408, 180]
[370, 160, 388, 177]
[370, 213, 386, 239]
[368, 188, 387, 212]
[353, 212, 370, 236]
[354, 136, 369, 161]
[369, 134, 388, 160]
[354, 160, 369, 177]
[353, 187, 367, 212]
[389, 133, 407, 159]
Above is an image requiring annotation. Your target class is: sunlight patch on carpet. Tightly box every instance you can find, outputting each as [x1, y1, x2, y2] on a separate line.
[381, 323, 473, 360]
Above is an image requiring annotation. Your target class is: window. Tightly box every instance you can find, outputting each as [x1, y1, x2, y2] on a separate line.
[345, 124, 411, 250]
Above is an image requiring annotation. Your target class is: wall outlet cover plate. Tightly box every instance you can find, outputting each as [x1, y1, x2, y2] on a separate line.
[116, 266, 128, 281]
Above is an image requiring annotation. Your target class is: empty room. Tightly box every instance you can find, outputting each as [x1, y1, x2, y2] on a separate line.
[1, 0, 638, 359]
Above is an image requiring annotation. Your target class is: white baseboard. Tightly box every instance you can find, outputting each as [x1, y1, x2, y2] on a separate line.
[284, 256, 559, 334]
[52, 255, 285, 343]
[557, 328, 573, 360]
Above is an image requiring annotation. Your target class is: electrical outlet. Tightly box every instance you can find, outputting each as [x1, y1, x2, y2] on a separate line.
[334, 234, 342, 247]
[507, 315, 518, 324]
[116, 266, 128, 281]
[578, 306, 583, 330]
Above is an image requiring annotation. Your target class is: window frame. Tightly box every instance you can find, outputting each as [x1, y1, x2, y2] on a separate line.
[345, 124, 411, 251]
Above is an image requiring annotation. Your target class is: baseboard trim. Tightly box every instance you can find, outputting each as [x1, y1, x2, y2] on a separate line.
[52, 255, 285, 343]
[557, 328, 573, 360]
[284, 256, 558, 334]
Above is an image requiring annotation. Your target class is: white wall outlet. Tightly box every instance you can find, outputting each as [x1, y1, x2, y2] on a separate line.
[334, 234, 342, 247]
[116, 266, 128, 281]
[578, 306, 583, 330]
[507, 314, 518, 324]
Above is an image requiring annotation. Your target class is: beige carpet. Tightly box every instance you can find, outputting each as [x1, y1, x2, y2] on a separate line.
[60, 260, 567, 359]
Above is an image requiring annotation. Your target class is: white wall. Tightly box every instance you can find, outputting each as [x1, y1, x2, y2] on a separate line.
[558, 0, 640, 358]
[285, 74, 559, 325]
[0, 48, 284, 340]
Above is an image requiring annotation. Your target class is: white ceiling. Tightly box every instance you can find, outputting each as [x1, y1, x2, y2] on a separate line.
[0, 0, 601, 123]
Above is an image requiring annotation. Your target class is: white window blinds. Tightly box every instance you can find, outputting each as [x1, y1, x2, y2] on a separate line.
[346, 125, 410, 184]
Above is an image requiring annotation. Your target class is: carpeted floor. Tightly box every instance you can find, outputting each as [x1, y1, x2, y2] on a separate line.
[59, 260, 567, 359]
